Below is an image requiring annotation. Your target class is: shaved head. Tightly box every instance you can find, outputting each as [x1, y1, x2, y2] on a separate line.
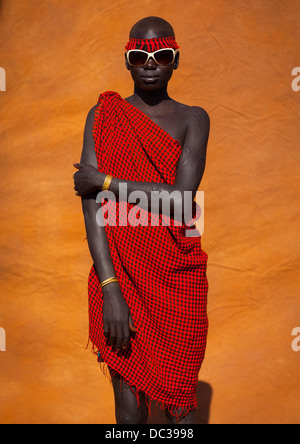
[129, 16, 175, 40]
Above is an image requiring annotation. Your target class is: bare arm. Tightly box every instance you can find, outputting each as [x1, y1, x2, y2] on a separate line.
[80, 105, 118, 284]
[79, 106, 136, 350]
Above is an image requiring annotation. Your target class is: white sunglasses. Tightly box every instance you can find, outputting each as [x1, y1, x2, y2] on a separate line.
[126, 48, 179, 67]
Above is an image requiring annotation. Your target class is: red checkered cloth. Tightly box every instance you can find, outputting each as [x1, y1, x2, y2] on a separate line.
[125, 36, 180, 51]
[88, 91, 209, 419]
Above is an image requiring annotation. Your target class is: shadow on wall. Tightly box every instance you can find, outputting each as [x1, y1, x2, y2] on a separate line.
[148, 381, 213, 424]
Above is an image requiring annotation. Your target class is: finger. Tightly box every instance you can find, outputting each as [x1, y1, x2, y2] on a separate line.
[122, 324, 130, 349]
[73, 163, 84, 170]
[115, 326, 123, 351]
[109, 325, 116, 348]
[103, 321, 110, 343]
[129, 314, 137, 333]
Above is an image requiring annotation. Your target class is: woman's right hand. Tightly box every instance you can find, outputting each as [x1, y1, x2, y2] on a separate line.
[102, 282, 137, 350]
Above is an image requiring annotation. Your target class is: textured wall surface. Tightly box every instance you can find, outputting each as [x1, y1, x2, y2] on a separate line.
[0, 0, 299, 424]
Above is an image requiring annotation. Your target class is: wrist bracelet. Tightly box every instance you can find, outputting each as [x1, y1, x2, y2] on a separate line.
[102, 174, 113, 191]
[100, 276, 119, 289]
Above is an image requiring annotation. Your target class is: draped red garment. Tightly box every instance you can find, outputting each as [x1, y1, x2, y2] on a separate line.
[88, 91, 209, 417]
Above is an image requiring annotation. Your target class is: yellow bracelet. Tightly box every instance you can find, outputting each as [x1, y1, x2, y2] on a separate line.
[102, 174, 113, 191]
[100, 276, 119, 289]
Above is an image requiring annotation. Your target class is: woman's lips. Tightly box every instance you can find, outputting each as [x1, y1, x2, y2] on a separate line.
[141, 76, 159, 82]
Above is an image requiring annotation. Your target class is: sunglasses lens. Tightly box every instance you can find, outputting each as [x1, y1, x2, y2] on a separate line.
[128, 51, 148, 66]
[154, 49, 174, 65]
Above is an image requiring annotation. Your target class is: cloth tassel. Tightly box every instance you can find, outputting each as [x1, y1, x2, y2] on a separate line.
[88, 343, 197, 423]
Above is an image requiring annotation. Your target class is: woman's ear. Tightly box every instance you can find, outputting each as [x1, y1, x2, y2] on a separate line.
[125, 53, 130, 71]
[174, 51, 180, 70]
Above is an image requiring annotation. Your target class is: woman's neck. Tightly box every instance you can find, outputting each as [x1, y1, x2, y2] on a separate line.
[132, 85, 171, 108]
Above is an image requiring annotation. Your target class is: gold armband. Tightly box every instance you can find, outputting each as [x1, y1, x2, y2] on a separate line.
[102, 174, 113, 191]
[100, 276, 119, 289]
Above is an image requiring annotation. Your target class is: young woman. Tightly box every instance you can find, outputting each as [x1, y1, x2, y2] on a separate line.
[73, 16, 210, 424]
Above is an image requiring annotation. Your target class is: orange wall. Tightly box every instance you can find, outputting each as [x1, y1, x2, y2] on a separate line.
[0, 0, 299, 424]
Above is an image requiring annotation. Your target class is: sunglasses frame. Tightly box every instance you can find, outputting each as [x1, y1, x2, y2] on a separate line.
[126, 48, 179, 67]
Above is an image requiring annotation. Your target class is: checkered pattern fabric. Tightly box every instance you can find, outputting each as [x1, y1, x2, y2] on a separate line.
[88, 91, 209, 417]
[125, 36, 180, 51]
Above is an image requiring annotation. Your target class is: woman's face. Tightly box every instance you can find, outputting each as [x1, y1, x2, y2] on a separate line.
[125, 50, 179, 92]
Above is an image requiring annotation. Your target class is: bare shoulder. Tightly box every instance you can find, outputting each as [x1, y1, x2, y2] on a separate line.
[86, 104, 98, 123]
[81, 104, 99, 163]
[188, 106, 210, 140]
[174, 100, 210, 127]
[189, 105, 210, 125]
[171, 101, 210, 158]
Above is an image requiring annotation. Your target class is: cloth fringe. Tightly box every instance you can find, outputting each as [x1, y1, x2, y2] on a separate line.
[87, 339, 197, 423]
